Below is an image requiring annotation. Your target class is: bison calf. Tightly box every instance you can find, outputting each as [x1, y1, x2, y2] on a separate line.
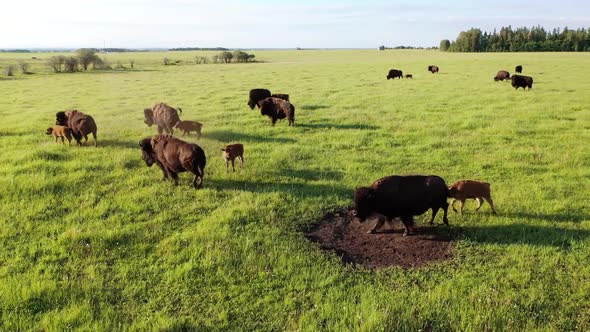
[515, 65, 523, 73]
[428, 65, 439, 73]
[46, 125, 72, 145]
[494, 70, 510, 81]
[221, 143, 244, 172]
[405, 74, 413, 79]
[139, 135, 206, 188]
[175, 120, 203, 138]
[448, 180, 496, 214]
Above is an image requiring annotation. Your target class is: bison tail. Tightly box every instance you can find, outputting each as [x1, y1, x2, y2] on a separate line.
[177, 107, 183, 113]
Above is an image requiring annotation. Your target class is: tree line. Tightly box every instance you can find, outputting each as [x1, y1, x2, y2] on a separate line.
[440, 26, 590, 52]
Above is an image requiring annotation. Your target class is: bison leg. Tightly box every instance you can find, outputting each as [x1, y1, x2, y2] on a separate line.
[225, 160, 229, 173]
[155, 162, 169, 180]
[54, 136, 58, 143]
[475, 197, 483, 211]
[60, 136, 65, 144]
[400, 216, 414, 236]
[429, 207, 439, 225]
[239, 156, 244, 169]
[367, 215, 385, 234]
[92, 131, 97, 147]
[484, 196, 497, 214]
[192, 174, 202, 189]
[459, 200, 465, 215]
[450, 198, 457, 212]
[231, 159, 236, 172]
[169, 171, 179, 185]
[442, 201, 449, 225]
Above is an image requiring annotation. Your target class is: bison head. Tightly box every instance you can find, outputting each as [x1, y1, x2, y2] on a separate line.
[139, 138, 156, 167]
[55, 111, 68, 126]
[352, 187, 376, 222]
[144, 108, 154, 126]
[46, 127, 53, 135]
[259, 99, 274, 117]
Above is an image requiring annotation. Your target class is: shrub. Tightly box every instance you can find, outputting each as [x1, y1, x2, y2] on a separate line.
[76, 48, 100, 70]
[18, 61, 31, 74]
[129, 59, 135, 68]
[63, 57, 79, 72]
[46, 56, 66, 73]
[4, 65, 15, 76]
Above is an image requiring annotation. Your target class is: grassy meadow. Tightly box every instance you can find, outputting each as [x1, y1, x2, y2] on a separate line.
[0, 49, 589, 330]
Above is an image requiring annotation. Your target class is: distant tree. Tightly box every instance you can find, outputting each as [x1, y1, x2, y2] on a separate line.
[439, 39, 450, 51]
[46, 55, 66, 73]
[211, 55, 219, 63]
[63, 56, 79, 72]
[378, 45, 385, 50]
[76, 48, 99, 70]
[18, 61, 31, 74]
[219, 51, 233, 63]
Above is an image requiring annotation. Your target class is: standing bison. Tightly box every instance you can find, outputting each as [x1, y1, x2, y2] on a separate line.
[258, 97, 295, 126]
[386, 69, 403, 80]
[55, 110, 97, 146]
[248, 88, 271, 109]
[511, 74, 533, 90]
[353, 175, 449, 236]
[428, 65, 439, 73]
[139, 135, 206, 188]
[515, 65, 523, 73]
[144, 103, 182, 135]
[494, 70, 510, 81]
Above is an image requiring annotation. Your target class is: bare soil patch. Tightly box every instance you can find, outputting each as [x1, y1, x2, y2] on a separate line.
[305, 208, 454, 269]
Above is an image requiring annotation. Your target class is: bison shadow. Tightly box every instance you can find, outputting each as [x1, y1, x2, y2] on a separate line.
[209, 178, 350, 199]
[300, 104, 329, 111]
[206, 130, 297, 143]
[500, 211, 588, 223]
[296, 123, 379, 130]
[460, 223, 590, 248]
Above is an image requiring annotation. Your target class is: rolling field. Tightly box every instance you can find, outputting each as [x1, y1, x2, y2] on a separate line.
[0, 50, 589, 331]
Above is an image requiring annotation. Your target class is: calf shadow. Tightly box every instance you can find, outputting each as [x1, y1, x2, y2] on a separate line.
[460, 223, 590, 248]
[206, 130, 296, 143]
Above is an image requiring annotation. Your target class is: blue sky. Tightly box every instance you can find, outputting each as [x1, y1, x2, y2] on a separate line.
[2, 0, 589, 48]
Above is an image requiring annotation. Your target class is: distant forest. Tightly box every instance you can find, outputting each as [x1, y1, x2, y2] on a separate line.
[169, 47, 228, 51]
[440, 26, 590, 52]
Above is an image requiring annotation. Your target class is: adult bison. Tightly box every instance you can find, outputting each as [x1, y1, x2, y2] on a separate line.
[515, 65, 523, 73]
[494, 70, 510, 81]
[386, 69, 403, 80]
[258, 97, 295, 126]
[353, 175, 449, 236]
[55, 110, 97, 146]
[428, 65, 439, 73]
[139, 135, 206, 189]
[247, 88, 271, 109]
[144, 102, 182, 135]
[511, 74, 533, 90]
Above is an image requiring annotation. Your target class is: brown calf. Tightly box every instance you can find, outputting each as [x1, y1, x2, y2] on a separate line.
[221, 143, 244, 172]
[46, 125, 73, 145]
[175, 120, 203, 138]
[405, 74, 413, 79]
[448, 180, 496, 214]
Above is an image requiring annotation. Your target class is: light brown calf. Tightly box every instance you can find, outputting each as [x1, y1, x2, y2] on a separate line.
[448, 180, 496, 214]
[175, 120, 203, 138]
[46, 125, 73, 145]
[221, 143, 244, 172]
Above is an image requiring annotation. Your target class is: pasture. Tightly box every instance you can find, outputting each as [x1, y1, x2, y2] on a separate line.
[0, 50, 589, 331]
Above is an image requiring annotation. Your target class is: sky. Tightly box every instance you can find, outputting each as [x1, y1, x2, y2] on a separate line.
[1, 0, 589, 49]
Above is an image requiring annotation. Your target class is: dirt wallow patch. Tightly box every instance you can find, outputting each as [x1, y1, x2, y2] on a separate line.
[305, 208, 454, 269]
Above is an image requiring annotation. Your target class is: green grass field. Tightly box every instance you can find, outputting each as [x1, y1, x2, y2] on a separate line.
[0, 50, 589, 331]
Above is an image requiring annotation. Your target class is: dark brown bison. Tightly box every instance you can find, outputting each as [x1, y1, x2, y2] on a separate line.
[353, 175, 449, 236]
[55, 110, 97, 146]
[428, 65, 439, 73]
[271, 93, 289, 101]
[386, 69, 403, 80]
[139, 135, 206, 188]
[144, 103, 182, 135]
[511, 74, 533, 90]
[258, 97, 295, 126]
[515, 65, 522, 73]
[494, 70, 510, 81]
[46, 125, 72, 145]
[405, 74, 413, 79]
[248, 88, 271, 109]
[448, 180, 496, 214]
[221, 143, 244, 173]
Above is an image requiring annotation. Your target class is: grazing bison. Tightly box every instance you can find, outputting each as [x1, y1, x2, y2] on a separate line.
[175, 120, 203, 138]
[511, 74, 533, 90]
[46, 125, 72, 145]
[248, 88, 271, 110]
[386, 69, 403, 80]
[271, 93, 289, 101]
[258, 97, 295, 126]
[144, 103, 182, 135]
[405, 74, 413, 79]
[353, 175, 449, 236]
[494, 70, 510, 81]
[428, 65, 439, 73]
[448, 180, 496, 215]
[139, 135, 206, 188]
[55, 110, 97, 146]
[221, 143, 244, 173]
[515, 65, 522, 73]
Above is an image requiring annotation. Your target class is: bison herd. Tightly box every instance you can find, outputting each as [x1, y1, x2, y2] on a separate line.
[43, 60, 529, 238]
